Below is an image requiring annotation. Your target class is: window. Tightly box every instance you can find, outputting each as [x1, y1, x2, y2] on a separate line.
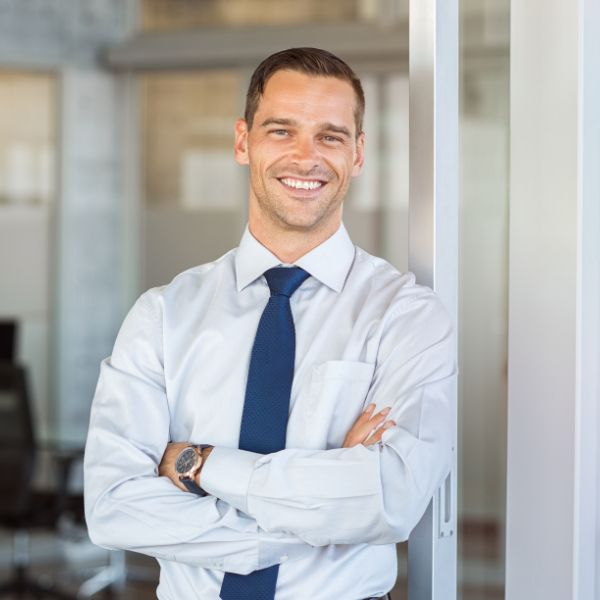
[0, 71, 55, 206]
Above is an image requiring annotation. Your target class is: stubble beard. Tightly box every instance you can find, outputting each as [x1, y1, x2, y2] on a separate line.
[262, 192, 338, 233]
[253, 168, 347, 235]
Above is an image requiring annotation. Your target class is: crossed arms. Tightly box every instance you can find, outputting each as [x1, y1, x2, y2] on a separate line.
[158, 402, 395, 493]
[84, 287, 455, 574]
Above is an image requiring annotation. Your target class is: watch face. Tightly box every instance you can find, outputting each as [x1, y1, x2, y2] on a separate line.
[175, 447, 197, 475]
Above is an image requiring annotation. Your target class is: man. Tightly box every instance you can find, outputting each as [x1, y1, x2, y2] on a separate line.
[84, 47, 455, 600]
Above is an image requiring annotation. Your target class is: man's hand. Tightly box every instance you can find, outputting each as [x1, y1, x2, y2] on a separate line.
[158, 441, 191, 492]
[342, 404, 396, 448]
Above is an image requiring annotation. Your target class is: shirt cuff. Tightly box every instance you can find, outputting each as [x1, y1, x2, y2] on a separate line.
[201, 446, 261, 514]
[257, 538, 311, 570]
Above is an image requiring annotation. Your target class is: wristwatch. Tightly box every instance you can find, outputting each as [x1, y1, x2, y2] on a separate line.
[174, 444, 213, 496]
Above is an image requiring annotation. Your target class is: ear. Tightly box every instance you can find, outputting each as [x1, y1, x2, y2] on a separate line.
[234, 118, 249, 165]
[351, 131, 365, 177]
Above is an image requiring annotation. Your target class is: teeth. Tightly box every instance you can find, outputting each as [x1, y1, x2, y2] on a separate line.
[281, 178, 323, 190]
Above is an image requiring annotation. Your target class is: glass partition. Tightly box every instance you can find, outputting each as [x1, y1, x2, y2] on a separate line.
[458, 1, 509, 598]
[140, 70, 247, 289]
[143, 71, 241, 210]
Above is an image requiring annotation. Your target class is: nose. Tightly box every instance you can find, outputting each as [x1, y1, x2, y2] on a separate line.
[291, 135, 319, 169]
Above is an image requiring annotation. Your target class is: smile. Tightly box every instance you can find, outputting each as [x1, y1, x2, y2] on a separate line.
[279, 177, 324, 191]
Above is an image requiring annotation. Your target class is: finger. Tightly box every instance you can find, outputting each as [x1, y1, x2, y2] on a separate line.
[351, 406, 392, 441]
[363, 421, 394, 446]
[354, 403, 376, 425]
[364, 406, 391, 430]
[343, 406, 393, 448]
[363, 420, 396, 446]
[345, 404, 377, 438]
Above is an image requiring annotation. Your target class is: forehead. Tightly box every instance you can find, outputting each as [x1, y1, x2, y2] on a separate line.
[256, 70, 357, 132]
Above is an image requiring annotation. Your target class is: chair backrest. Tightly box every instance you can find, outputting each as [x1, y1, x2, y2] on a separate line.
[0, 321, 17, 362]
[0, 363, 36, 516]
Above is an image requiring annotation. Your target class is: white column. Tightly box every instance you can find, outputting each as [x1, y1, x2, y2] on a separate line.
[506, 0, 600, 598]
[56, 69, 127, 442]
[408, 0, 459, 598]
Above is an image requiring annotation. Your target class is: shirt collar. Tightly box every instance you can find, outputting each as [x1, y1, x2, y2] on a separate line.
[235, 224, 355, 293]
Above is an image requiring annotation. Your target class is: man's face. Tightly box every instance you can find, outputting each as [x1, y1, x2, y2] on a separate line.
[234, 70, 364, 237]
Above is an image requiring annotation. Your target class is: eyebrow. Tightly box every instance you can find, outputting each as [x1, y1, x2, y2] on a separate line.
[260, 118, 352, 139]
[260, 118, 297, 128]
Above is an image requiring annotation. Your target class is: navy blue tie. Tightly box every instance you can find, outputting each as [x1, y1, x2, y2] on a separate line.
[220, 266, 310, 600]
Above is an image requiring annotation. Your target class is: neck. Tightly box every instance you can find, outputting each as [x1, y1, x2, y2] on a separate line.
[248, 219, 340, 263]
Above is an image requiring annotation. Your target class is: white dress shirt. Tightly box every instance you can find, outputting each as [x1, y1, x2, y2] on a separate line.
[84, 224, 455, 600]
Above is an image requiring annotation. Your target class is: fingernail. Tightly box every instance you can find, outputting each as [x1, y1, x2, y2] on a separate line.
[381, 407, 391, 415]
[384, 421, 395, 428]
[365, 403, 375, 412]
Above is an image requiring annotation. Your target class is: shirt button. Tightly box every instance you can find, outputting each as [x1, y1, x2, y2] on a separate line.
[280, 555, 288, 562]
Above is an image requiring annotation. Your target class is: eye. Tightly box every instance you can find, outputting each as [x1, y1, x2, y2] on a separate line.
[270, 129, 289, 137]
[321, 135, 344, 144]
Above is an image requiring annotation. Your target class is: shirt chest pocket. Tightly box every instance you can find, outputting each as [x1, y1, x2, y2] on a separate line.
[290, 360, 375, 450]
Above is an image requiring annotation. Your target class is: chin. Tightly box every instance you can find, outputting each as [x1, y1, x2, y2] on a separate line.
[279, 217, 335, 235]
[274, 209, 323, 229]
[278, 219, 318, 232]
[261, 196, 340, 234]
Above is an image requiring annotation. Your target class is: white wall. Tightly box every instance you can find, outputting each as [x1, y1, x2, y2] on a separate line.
[506, 0, 600, 598]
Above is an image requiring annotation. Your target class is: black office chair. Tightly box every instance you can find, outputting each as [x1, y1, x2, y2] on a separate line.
[0, 362, 79, 599]
[0, 320, 16, 362]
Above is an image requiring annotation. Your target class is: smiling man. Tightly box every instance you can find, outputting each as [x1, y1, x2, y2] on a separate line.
[84, 48, 455, 600]
[240, 68, 363, 261]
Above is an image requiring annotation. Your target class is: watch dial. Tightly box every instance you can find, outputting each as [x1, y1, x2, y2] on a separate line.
[176, 448, 197, 474]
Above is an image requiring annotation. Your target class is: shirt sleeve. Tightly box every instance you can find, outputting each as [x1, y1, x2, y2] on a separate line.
[201, 288, 456, 547]
[84, 289, 311, 574]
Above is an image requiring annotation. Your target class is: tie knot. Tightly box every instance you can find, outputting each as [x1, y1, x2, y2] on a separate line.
[264, 267, 310, 298]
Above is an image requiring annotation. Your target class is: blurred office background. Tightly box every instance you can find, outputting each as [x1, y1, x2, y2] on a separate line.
[0, 0, 510, 597]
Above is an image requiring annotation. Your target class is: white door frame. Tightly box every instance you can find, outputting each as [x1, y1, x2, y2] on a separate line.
[408, 1, 459, 598]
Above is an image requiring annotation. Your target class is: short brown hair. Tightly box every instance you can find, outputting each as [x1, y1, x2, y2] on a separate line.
[244, 47, 365, 136]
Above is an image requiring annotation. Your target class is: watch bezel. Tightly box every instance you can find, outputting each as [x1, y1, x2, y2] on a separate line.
[175, 445, 203, 481]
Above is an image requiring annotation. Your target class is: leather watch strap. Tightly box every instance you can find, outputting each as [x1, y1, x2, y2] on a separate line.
[181, 477, 207, 496]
